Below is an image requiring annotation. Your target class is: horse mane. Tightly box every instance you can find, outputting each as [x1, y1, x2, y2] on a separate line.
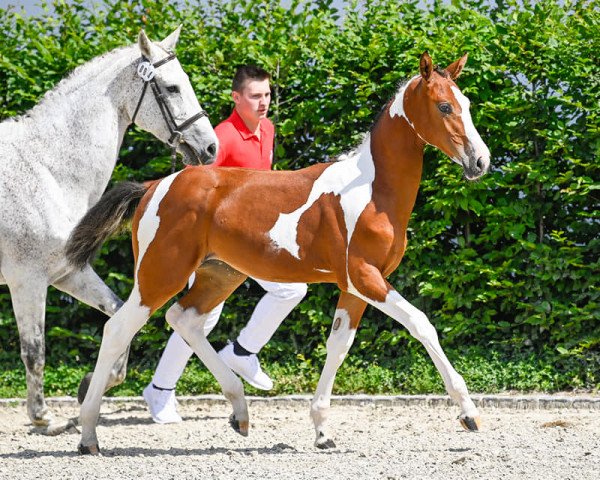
[5, 45, 136, 123]
[333, 76, 415, 163]
[38, 41, 173, 107]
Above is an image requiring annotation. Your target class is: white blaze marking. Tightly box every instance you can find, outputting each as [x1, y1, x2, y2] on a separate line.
[450, 86, 490, 163]
[136, 171, 181, 278]
[268, 137, 375, 260]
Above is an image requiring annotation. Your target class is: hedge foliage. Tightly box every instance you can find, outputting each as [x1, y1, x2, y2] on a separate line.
[0, 0, 598, 390]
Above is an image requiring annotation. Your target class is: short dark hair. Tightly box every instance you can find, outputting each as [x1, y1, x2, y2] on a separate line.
[232, 65, 271, 92]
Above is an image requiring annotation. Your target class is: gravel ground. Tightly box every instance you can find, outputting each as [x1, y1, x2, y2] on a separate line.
[0, 396, 599, 480]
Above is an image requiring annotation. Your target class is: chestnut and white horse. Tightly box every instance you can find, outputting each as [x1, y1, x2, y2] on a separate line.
[68, 52, 490, 454]
[0, 28, 217, 434]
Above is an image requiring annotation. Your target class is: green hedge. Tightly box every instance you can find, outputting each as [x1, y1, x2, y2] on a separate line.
[0, 0, 598, 391]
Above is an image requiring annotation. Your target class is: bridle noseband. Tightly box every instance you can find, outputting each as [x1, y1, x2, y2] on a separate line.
[131, 52, 209, 171]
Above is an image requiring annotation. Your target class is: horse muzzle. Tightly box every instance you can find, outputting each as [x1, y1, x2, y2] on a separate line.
[463, 153, 490, 180]
[459, 139, 490, 180]
[178, 139, 217, 166]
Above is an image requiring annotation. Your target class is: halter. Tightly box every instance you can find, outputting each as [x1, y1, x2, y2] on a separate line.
[131, 52, 209, 172]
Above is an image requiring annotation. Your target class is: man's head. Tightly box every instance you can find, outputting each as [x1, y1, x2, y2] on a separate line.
[231, 65, 271, 128]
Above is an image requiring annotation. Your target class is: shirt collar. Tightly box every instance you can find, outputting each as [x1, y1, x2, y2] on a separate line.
[230, 109, 264, 141]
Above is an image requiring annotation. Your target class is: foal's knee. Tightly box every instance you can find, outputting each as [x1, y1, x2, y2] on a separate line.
[407, 311, 438, 343]
[326, 311, 356, 361]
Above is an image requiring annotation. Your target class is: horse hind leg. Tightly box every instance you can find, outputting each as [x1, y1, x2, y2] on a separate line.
[52, 265, 129, 403]
[165, 302, 250, 436]
[311, 292, 367, 449]
[169, 260, 250, 436]
[79, 292, 151, 454]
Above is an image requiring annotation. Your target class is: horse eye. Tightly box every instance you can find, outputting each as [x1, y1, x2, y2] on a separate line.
[438, 103, 453, 115]
[166, 85, 180, 94]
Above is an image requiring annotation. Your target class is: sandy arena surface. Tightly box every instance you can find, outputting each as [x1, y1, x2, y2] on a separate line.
[0, 397, 599, 479]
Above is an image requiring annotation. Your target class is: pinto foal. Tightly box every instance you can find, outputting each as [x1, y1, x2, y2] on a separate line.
[68, 52, 490, 454]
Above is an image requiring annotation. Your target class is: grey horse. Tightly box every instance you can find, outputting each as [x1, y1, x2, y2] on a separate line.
[0, 27, 217, 434]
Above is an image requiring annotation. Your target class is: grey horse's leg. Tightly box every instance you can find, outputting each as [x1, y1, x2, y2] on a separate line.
[7, 276, 56, 429]
[52, 265, 127, 403]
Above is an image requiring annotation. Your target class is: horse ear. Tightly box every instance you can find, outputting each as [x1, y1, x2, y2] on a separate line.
[138, 29, 154, 59]
[160, 25, 181, 51]
[445, 53, 468, 80]
[419, 51, 433, 82]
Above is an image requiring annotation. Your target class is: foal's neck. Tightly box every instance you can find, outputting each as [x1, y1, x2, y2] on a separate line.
[370, 107, 425, 212]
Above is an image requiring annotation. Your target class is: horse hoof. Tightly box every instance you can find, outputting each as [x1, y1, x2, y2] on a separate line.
[77, 372, 94, 404]
[78, 443, 101, 455]
[459, 415, 481, 432]
[229, 414, 249, 437]
[315, 431, 336, 449]
[315, 438, 336, 449]
[46, 418, 79, 436]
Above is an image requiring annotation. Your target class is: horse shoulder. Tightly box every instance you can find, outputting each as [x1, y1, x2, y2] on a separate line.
[347, 202, 403, 270]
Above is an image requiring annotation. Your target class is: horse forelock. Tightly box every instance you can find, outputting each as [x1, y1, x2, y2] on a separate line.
[433, 65, 449, 78]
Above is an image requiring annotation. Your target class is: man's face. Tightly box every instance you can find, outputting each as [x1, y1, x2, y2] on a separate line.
[232, 78, 271, 125]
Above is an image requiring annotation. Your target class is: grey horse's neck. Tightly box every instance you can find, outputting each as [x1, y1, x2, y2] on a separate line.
[27, 45, 136, 123]
[11, 45, 139, 152]
[3, 46, 141, 201]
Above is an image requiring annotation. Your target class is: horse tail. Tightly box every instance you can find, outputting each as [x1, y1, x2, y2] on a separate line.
[65, 181, 153, 269]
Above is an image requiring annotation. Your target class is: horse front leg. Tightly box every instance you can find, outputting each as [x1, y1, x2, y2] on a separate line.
[6, 277, 59, 431]
[311, 292, 367, 449]
[52, 265, 128, 403]
[349, 264, 481, 431]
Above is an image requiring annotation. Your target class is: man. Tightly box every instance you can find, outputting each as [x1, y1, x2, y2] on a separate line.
[143, 65, 307, 424]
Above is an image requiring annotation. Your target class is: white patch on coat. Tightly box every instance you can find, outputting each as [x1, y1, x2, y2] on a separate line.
[268, 137, 375, 260]
[328, 309, 356, 359]
[389, 76, 420, 127]
[136, 172, 181, 277]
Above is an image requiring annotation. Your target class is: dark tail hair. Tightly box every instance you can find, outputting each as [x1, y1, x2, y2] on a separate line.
[65, 181, 151, 269]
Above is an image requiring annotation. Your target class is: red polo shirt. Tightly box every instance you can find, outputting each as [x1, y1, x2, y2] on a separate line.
[213, 109, 274, 170]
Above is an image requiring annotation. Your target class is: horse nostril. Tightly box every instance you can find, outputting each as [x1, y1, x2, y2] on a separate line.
[207, 143, 217, 158]
[476, 157, 484, 171]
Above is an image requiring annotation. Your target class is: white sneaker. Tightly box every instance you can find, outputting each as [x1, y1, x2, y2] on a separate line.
[219, 342, 273, 390]
[143, 383, 182, 424]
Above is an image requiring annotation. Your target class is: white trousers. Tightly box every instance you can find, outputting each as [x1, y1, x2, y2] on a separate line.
[152, 279, 307, 389]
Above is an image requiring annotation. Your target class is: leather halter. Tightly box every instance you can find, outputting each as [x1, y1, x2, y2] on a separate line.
[131, 52, 209, 171]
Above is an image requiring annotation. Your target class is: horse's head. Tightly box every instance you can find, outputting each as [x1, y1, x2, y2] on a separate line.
[393, 52, 490, 180]
[132, 27, 218, 165]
